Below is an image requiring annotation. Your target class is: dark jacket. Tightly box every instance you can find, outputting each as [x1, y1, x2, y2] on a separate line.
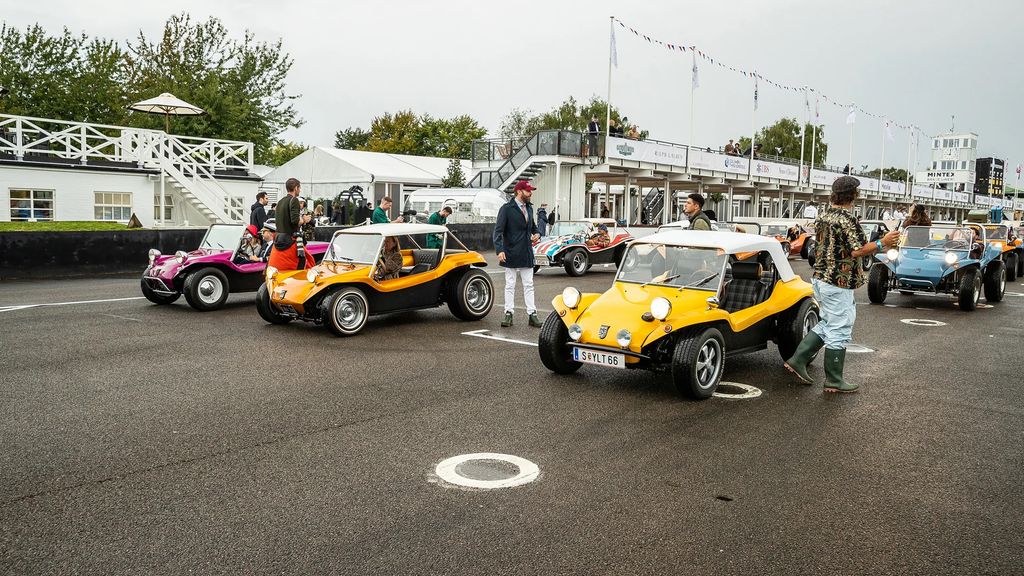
[275, 194, 301, 237]
[536, 208, 547, 237]
[494, 197, 538, 269]
[249, 202, 267, 229]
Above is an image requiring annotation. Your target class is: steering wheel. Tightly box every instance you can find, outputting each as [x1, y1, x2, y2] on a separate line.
[688, 269, 714, 283]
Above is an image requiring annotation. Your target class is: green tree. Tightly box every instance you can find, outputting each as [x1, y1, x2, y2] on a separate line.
[441, 158, 466, 188]
[264, 141, 308, 166]
[499, 107, 533, 139]
[334, 127, 370, 149]
[863, 167, 909, 182]
[362, 109, 421, 155]
[357, 110, 487, 158]
[496, 95, 647, 140]
[738, 118, 827, 164]
[418, 114, 487, 158]
[123, 14, 302, 164]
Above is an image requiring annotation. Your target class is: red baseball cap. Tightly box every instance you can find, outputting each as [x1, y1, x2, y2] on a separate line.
[246, 224, 259, 237]
[513, 180, 536, 192]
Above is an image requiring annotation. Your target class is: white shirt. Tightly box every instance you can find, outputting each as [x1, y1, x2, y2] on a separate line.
[882, 210, 893, 219]
[802, 205, 818, 218]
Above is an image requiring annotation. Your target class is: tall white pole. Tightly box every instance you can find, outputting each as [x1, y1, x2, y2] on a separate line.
[848, 118, 854, 174]
[878, 118, 886, 197]
[798, 86, 807, 192]
[905, 125, 913, 196]
[809, 123, 817, 187]
[605, 15, 614, 214]
[748, 73, 758, 182]
[689, 51, 696, 157]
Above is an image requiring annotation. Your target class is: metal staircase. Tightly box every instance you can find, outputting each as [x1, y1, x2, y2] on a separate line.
[467, 130, 584, 192]
[641, 188, 665, 224]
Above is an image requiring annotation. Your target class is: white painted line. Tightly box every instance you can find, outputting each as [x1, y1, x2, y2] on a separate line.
[883, 304, 898, 308]
[1005, 291, 1024, 297]
[434, 453, 539, 490]
[900, 318, 947, 327]
[712, 382, 762, 399]
[0, 296, 145, 313]
[845, 343, 874, 353]
[101, 313, 142, 323]
[462, 329, 537, 347]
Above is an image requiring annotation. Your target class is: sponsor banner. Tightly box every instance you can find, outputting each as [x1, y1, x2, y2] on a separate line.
[1002, 198, 1013, 209]
[911, 185, 933, 200]
[879, 180, 905, 196]
[1014, 198, 1024, 211]
[933, 189, 953, 201]
[952, 191, 970, 203]
[606, 137, 687, 165]
[975, 194, 991, 207]
[750, 160, 800, 181]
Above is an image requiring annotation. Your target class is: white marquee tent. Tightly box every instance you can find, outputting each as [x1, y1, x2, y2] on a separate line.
[262, 147, 473, 209]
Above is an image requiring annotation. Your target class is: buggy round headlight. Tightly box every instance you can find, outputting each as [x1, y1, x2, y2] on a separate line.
[616, 329, 632, 348]
[306, 268, 320, 283]
[148, 249, 160, 264]
[174, 250, 188, 264]
[562, 287, 581, 309]
[650, 297, 672, 321]
[265, 266, 278, 280]
[568, 323, 583, 341]
[944, 251, 958, 265]
[886, 248, 899, 261]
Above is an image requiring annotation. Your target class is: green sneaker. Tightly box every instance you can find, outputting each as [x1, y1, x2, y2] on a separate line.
[500, 311, 513, 327]
[528, 312, 542, 327]
[823, 348, 859, 393]
[783, 331, 825, 385]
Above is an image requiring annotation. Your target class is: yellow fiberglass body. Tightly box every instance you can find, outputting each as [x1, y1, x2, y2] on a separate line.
[537, 230, 817, 400]
[256, 223, 494, 336]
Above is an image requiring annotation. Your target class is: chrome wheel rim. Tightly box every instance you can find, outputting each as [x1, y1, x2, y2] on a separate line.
[974, 278, 981, 305]
[1000, 269, 1005, 293]
[465, 277, 491, 313]
[197, 276, 223, 304]
[572, 252, 586, 272]
[695, 339, 723, 390]
[335, 294, 366, 330]
[803, 310, 819, 337]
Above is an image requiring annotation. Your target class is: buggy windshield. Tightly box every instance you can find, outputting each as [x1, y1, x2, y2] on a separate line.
[982, 225, 1008, 241]
[616, 244, 727, 291]
[548, 221, 590, 237]
[200, 224, 243, 251]
[761, 224, 791, 236]
[901, 226, 973, 251]
[326, 233, 383, 264]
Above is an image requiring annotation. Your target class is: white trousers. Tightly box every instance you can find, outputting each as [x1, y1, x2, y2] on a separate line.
[503, 267, 536, 314]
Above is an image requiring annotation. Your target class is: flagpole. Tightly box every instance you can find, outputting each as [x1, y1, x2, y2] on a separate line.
[809, 122, 817, 186]
[798, 86, 807, 193]
[905, 125, 913, 196]
[848, 105, 854, 175]
[878, 117, 886, 196]
[689, 51, 696, 161]
[605, 15, 614, 215]
[748, 73, 757, 182]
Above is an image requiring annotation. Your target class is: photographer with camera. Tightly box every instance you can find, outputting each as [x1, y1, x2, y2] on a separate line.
[371, 196, 403, 224]
[267, 178, 315, 271]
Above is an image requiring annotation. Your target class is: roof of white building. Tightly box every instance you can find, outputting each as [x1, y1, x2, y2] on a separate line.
[262, 147, 472, 186]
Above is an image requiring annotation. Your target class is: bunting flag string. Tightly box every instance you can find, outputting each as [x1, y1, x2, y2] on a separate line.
[613, 17, 934, 138]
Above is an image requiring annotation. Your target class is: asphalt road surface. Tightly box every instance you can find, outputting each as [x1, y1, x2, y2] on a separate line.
[2, 258, 1023, 575]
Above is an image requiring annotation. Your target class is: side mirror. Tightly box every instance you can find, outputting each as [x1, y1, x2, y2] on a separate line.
[706, 297, 720, 310]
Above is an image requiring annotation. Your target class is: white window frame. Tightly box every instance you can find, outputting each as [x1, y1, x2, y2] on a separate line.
[9, 188, 55, 221]
[94, 191, 133, 222]
[154, 194, 174, 221]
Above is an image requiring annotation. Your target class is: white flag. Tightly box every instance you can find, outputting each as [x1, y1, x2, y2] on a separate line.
[846, 106, 856, 125]
[691, 58, 699, 90]
[884, 119, 895, 142]
[610, 24, 618, 68]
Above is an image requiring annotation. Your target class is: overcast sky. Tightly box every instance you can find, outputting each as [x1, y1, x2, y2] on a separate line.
[6, 0, 1023, 173]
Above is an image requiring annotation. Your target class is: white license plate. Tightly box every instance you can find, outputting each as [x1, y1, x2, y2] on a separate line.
[572, 347, 626, 369]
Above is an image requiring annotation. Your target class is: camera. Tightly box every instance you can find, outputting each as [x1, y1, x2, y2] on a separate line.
[400, 209, 419, 223]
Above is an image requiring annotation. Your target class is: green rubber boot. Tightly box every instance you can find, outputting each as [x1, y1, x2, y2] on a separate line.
[784, 331, 825, 385]
[823, 348, 859, 393]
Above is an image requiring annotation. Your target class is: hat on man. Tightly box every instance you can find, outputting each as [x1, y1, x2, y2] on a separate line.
[262, 219, 276, 232]
[246, 224, 259, 237]
[832, 175, 860, 195]
[513, 180, 536, 192]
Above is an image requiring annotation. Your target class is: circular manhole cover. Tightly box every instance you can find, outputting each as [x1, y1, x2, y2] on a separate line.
[712, 382, 762, 399]
[900, 318, 947, 327]
[434, 453, 539, 490]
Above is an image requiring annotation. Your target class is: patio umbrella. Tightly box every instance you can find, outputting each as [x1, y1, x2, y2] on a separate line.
[129, 92, 205, 133]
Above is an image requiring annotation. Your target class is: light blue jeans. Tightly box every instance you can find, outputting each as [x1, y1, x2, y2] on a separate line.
[810, 279, 856, 350]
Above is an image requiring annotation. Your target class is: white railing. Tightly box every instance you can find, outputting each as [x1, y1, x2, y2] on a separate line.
[0, 113, 253, 222]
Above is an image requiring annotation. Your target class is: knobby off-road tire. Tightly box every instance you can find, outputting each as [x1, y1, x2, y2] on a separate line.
[256, 283, 292, 324]
[538, 312, 582, 375]
[447, 269, 494, 321]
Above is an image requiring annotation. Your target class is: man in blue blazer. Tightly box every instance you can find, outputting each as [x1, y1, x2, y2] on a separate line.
[494, 180, 541, 328]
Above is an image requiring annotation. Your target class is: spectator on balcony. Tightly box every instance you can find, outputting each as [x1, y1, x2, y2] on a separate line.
[608, 118, 622, 138]
[587, 116, 600, 156]
[842, 164, 851, 175]
[724, 139, 736, 155]
[626, 125, 640, 140]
